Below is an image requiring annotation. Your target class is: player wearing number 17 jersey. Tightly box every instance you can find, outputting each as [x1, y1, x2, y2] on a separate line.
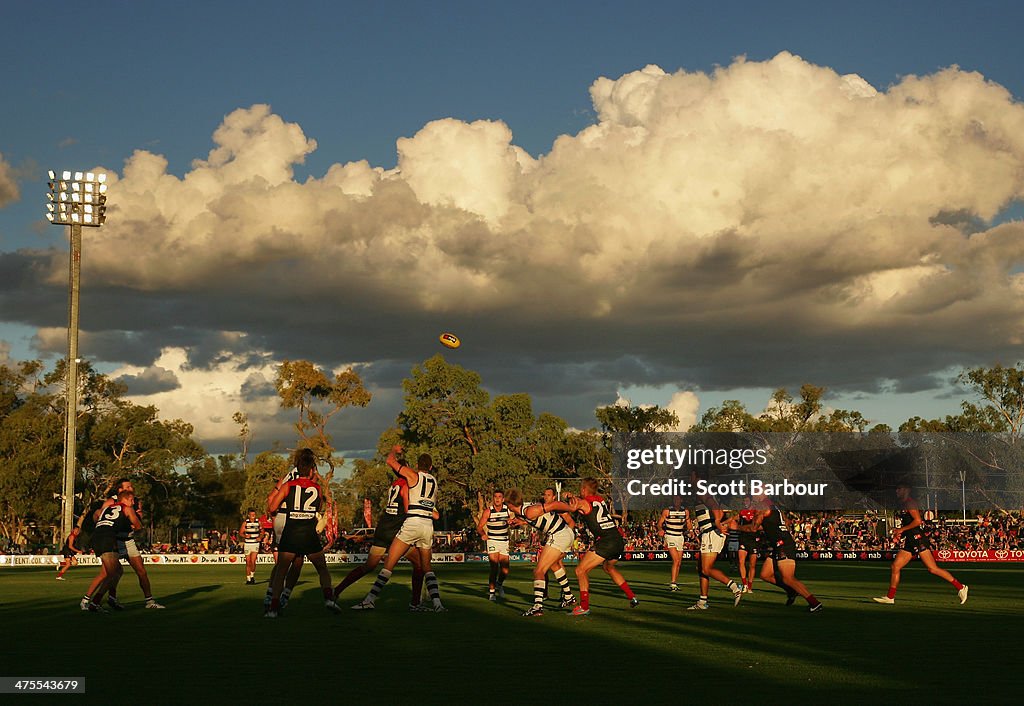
[264, 449, 338, 618]
[565, 477, 637, 616]
[353, 445, 446, 611]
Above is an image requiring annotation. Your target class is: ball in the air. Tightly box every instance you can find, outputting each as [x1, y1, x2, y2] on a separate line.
[439, 332, 461, 349]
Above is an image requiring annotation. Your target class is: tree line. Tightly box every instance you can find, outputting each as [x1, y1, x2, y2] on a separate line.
[2, 354, 1022, 549]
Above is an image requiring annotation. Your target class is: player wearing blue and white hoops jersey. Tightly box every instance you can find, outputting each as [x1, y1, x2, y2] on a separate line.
[657, 496, 688, 591]
[332, 476, 432, 609]
[264, 449, 338, 618]
[240, 509, 263, 585]
[506, 487, 578, 617]
[353, 444, 446, 612]
[687, 470, 743, 611]
[477, 490, 513, 601]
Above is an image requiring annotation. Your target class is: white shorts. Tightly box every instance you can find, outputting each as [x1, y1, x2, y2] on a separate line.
[700, 530, 725, 555]
[545, 527, 576, 555]
[487, 539, 510, 556]
[117, 538, 141, 559]
[395, 517, 434, 549]
[244, 542, 260, 555]
[664, 534, 685, 551]
[273, 513, 286, 543]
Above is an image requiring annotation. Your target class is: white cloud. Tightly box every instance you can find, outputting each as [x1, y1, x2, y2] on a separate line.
[112, 347, 282, 445]
[0, 153, 19, 207]
[10, 53, 1024, 445]
[59, 54, 1024, 325]
[666, 390, 700, 431]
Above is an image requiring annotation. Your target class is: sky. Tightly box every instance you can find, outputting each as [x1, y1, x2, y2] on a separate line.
[2, 1, 1024, 459]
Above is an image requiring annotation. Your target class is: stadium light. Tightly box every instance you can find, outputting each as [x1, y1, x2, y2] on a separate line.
[46, 170, 109, 543]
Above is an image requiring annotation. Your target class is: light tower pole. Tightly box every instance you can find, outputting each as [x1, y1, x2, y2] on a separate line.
[46, 170, 107, 542]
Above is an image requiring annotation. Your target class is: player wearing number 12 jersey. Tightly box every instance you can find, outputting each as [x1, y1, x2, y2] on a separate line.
[353, 444, 446, 612]
[264, 449, 338, 618]
[565, 477, 638, 616]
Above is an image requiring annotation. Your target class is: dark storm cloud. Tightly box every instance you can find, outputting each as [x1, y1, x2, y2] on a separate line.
[115, 365, 180, 395]
[239, 372, 276, 401]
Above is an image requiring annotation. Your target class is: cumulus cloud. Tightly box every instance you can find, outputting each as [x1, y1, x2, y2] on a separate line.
[666, 391, 700, 431]
[4, 52, 1024, 448]
[0, 153, 19, 207]
[112, 347, 284, 446]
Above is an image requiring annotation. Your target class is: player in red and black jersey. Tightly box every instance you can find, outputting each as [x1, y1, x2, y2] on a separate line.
[81, 489, 142, 612]
[264, 448, 338, 618]
[752, 492, 822, 612]
[564, 477, 638, 616]
[55, 527, 83, 580]
[736, 500, 764, 594]
[81, 478, 164, 609]
[873, 481, 968, 605]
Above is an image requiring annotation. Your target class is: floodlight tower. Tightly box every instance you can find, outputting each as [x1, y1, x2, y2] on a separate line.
[46, 170, 108, 542]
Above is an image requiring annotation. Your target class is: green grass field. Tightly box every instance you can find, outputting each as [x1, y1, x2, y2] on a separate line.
[2, 561, 1020, 704]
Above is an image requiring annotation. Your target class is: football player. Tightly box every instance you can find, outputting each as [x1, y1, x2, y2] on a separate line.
[477, 490, 512, 601]
[687, 477, 743, 610]
[505, 487, 578, 616]
[752, 491, 823, 612]
[55, 526, 83, 580]
[656, 496, 688, 591]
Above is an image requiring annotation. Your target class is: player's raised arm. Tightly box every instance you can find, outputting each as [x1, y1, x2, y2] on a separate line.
[386, 444, 417, 485]
[568, 496, 590, 514]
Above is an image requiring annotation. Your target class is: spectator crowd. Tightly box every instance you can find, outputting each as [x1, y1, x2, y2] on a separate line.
[3, 511, 1022, 556]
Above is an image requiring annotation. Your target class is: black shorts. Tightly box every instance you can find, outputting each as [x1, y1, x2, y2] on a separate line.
[91, 529, 118, 556]
[901, 531, 931, 556]
[769, 537, 797, 562]
[593, 534, 625, 561]
[372, 516, 403, 549]
[278, 524, 322, 556]
[739, 534, 762, 555]
[62, 550, 76, 559]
